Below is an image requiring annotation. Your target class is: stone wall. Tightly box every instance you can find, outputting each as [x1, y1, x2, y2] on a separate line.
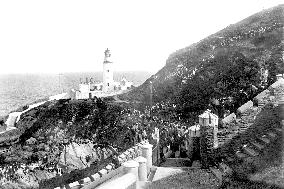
[237, 100, 253, 115]
[221, 113, 236, 125]
[200, 126, 215, 168]
[199, 110, 218, 168]
[53, 141, 146, 189]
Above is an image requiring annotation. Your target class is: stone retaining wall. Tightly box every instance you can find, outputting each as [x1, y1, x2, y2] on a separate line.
[237, 100, 253, 115]
[221, 113, 236, 125]
[54, 141, 146, 189]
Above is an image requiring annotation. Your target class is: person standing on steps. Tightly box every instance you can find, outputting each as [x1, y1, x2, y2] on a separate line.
[173, 126, 181, 158]
[159, 128, 167, 162]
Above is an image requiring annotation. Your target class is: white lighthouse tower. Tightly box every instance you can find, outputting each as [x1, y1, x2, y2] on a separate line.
[103, 48, 114, 93]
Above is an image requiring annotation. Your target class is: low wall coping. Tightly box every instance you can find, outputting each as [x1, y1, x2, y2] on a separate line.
[118, 153, 126, 160]
[129, 147, 135, 152]
[124, 150, 130, 156]
[91, 173, 101, 181]
[95, 173, 136, 189]
[69, 181, 80, 188]
[122, 160, 139, 168]
[140, 143, 153, 149]
[81, 177, 91, 184]
[105, 164, 113, 171]
[135, 156, 147, 163]
[81, 166, 124, 189]
[58, 142, 146, 189]
[98, 168, 108, 176]
[222, 113, 236, 124]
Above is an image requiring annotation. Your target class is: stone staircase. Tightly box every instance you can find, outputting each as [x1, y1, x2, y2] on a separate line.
[214, 93, 282, 181]
[218, 105, 262, 147]
[210, 127, 282, 183]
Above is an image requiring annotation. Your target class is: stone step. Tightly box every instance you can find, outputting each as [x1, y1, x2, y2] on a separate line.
[257, 136, 270, 144]
[152, 167, 199, 183]
[244, 157, 254, 164]
[209, 167, 223, 181]
[191, 160, 201, 168]
[219, 162, 233, 176]
[250, 141, 264, 150]
[224, 156, 235, 163]
[267, 132, 277, 139]
[235, 151, 248, 159]
[239, 128, 248, 131]
[243, 146, 259, 157]
[274, 127, 282, 133]
[160, 158, 193, 167]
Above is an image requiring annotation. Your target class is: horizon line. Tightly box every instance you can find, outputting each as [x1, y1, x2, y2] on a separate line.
[0, 70, 155, 75]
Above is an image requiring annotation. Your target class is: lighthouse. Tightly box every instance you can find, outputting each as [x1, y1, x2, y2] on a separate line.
[103, 48, 114, 93]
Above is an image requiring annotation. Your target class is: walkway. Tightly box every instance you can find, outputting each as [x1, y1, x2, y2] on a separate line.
[146, 158, 219, 189]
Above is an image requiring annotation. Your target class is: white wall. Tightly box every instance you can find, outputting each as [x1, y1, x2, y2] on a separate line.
[103, 62, 114, 93]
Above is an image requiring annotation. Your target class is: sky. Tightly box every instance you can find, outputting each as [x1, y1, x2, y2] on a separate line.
[0, 0, 282, 74]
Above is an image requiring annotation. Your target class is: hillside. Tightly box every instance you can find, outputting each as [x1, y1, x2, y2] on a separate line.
[0, 98, 151, 188]
[119, 4, 284, 121]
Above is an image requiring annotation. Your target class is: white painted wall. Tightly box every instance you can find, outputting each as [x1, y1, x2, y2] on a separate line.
[103, 62, 114, 93]
[79, 84, 90, 93]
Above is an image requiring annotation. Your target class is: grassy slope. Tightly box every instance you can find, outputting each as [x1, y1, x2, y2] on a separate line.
[0, 99, 137, 188]
[119, 4, 284, 120]
[213, 83, 284, 188]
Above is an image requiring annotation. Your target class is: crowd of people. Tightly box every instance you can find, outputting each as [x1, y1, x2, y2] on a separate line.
[123, 115, 196, 161]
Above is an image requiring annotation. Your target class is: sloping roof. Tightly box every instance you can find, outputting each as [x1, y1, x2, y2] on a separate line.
[198, 109, 218, 119]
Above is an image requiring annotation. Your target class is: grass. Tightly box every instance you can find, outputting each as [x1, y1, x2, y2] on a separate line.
[149, 168, 220, 189]
[213, 87, 284, 188]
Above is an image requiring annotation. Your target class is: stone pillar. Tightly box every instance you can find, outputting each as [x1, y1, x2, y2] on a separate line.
[199, 110, 218, 168]
[136, 156, 147, 181]
[187, 136, 193, 160]
[279, 96, 284, 177]
[122, 160, 139, 179]
[140, 143, 153, 175]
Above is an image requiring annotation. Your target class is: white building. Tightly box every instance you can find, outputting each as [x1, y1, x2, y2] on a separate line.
[73, 49, 134, 99]
[103, 48, 114, 93]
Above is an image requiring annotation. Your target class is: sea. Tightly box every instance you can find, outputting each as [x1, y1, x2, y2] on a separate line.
[0, 71, 150, 117]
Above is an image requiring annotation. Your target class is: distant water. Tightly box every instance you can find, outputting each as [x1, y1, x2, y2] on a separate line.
[0, 72, 150, 116]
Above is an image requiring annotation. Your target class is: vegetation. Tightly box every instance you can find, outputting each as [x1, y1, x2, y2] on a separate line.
[119, 4, 283, 122]
[0, 98, 149, 186]
[1, 4, 283, 188]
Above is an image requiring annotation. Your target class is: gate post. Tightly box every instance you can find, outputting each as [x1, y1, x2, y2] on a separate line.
[279, 96, 284, 178]
[140, 143, 153, 175]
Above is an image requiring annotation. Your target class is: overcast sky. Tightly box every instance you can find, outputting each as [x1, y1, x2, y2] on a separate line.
[0, 0, 282, 74]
